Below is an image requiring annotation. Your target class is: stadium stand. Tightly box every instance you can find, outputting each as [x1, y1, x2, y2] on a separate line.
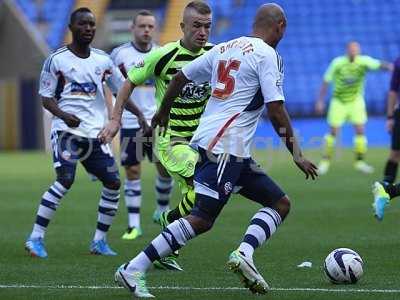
[14, 0, 74, 50]
[208, 0, 400, 116]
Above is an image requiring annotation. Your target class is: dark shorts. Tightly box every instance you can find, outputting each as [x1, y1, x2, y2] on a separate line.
[120, 128, 154, 166]
[51, 131, 119, 183]
[391, 108, 400, 151]
[191, 147, 285, 220]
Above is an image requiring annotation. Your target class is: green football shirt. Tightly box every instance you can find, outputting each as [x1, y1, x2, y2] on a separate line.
[323, 55, 381, 102]
[127, 40, 212, 147]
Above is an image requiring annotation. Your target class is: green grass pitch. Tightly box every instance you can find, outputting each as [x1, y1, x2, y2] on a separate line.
[0, 148, 399, 300]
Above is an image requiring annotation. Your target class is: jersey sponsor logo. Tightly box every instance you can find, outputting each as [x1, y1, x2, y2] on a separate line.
[70, 82, 97, 97]
[180, 81, 210, 101]
[343, 77, 357, 85]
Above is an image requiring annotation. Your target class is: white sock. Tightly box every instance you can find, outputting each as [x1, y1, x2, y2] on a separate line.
[155, 175, 173, 212]
[94, 187, 120, 241]
[30, 181, 68, 239]
[238, 207, 282, 258]
[124, 179, 141, 228]
[127, 218, 195, 272]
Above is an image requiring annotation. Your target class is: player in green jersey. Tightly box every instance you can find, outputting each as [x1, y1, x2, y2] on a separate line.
[99, 1, 212, 271]
[315, 41, 392, 175]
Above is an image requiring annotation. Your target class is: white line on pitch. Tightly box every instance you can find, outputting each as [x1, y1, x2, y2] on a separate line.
[0, 284, 400, 293]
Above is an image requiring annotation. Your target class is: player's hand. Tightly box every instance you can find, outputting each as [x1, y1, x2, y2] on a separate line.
[151, 110, 169, 136]
[386, 118, 394, 133]
[138, 116, 152, 137]
[294, 156, 318, 180]
[315, 100, 325, 116]
[61, 112, 81, 128]
[98, 119, 120, 144]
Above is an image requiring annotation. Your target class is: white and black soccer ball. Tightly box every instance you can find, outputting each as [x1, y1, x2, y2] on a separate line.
[323, 248, 364, 284]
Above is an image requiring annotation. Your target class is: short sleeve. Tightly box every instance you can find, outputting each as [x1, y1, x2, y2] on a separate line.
[390, 59, 400, 92]
[362, 56, 381, 71]
[182, 47, 215, 84]
[38, 56, 58, 98]
[127, 48, 162, 85]
[323, 58, 339, 82]
[258, 51, 285, 103]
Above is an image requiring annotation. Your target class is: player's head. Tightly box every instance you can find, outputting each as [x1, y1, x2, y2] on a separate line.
[69, 7, 96, 45]
[252, 3, 286, 48]
[132, 10, 156, 46]
[180, 1, 212, 51]
[347, 41, 361, 59]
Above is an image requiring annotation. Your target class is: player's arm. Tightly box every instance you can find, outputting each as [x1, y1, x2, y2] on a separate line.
[98, 79, 136, 143]
[386, 61, 400, 132]
[363, 56, 393, 72]
[380, 61, 394, 71]
[267, 101, 317, 179]
[125, 100, 151, 136]
[39, 58, 80, 128]
[42, 97, 81, 128]
[315, 59, 336, 115]
[99, 50, 160, 143]
[151, 71, 190, 132]
[260, 52, 317, 179]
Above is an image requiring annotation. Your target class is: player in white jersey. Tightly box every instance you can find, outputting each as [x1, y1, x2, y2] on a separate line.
[113, 3, 318, 298]
[110, 10, 173, 241]
[25, 7, 124, 258]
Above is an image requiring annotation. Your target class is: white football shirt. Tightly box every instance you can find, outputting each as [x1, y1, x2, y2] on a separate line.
[182, 36, 285, 158]
[39, 46, 124, 138]
[110, 42, 157, 129]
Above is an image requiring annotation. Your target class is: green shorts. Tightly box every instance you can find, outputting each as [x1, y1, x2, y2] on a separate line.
[157, 143, 198, 194]
[327, 97, 367, 127]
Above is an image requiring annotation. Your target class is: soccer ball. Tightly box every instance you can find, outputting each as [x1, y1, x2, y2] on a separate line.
[323, 248, 364, 284]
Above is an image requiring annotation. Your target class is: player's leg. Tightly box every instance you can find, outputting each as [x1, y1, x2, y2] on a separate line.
[372, 108, 400, 220]
[228, 161, 287, 294]
[153, 162, 173, 222]
[318, 99, 344, 174]
[26, 131, 79, 258]
[122, 164, 143, 240]
[157, 144, 198, 225]
[81, 139, 120, 256]
[115, 149, 241, 297]
[120, 128, 145, 240]
[350, 98, 373, 173]
[150, 145, 197, 271]
[383, 108, 400, 183]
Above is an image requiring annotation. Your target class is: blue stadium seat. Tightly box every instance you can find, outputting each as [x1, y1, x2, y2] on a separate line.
[14, 0, 74, 50]
[208, 0, 399, 115]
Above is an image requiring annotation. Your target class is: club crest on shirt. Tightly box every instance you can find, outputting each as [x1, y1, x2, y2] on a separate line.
[95, 66, 102, 75]
[134, 60, 145, 68]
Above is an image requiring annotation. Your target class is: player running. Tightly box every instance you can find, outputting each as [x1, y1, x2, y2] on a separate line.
[110, 10, 173, 241]
[315, 41, 392, 175]
[113, 3, 318, 298]
[99, 1, 213, 271]
[25, 7, 124, 258]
